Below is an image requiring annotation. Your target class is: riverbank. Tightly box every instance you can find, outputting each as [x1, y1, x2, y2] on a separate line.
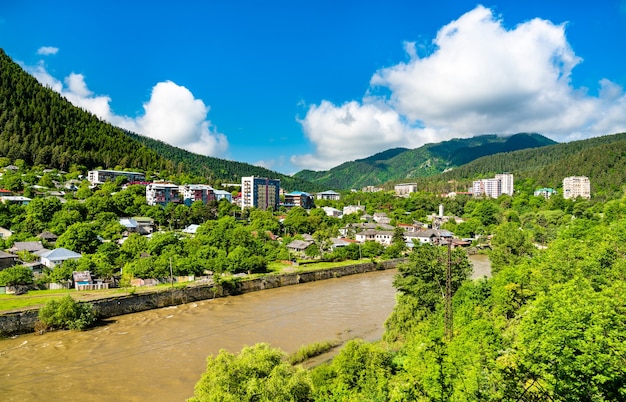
[0, 258, 405, 337]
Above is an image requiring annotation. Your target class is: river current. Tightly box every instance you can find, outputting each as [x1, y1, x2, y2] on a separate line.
[0, 269, 398, 401]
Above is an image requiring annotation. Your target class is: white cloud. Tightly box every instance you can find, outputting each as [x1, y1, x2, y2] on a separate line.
[37, 46, 58, 56]
[292, 5, 626, 171]
[25, 64, 228, 158]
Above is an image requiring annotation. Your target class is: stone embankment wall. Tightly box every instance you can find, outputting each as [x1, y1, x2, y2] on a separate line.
[0, 259, 405, 337]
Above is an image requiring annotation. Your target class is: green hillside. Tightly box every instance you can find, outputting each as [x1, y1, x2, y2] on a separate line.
[0, 49, 315, 191]
[422, 132, 626, 198]
[294, 133, 556, 190]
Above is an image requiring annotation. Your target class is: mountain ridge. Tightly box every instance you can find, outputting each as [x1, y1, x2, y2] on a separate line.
[294, 133, 556, 190]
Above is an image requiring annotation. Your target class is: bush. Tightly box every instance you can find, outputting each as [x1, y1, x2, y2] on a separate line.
[37, 295, 97, 331]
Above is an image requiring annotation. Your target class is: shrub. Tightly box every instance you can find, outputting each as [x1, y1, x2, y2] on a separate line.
[37, 295, 97, 331]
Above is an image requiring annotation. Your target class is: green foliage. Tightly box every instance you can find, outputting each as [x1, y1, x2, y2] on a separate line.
[189, 343, 313, 402]
[37, 295, 97, 331]
[56, 222, 100, 254]
[287, 341, 337, 365]
[0, 265, 34, 286]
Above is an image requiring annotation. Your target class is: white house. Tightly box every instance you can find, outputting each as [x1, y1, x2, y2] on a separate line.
[39, 248, 82, 268]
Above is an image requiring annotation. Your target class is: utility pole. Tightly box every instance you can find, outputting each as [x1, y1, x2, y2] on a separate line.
[445, 240, 453, 340]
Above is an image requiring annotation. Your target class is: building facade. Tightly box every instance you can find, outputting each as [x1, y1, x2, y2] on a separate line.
[563, 176, 591, 199]
[180, 184, 215, 206]
[394, 183, 418, 197]
[472, 173, 514, 198]
[88, 169, 145, 185]
[241, 176, 280, 210]
[146, 183, 181, 206]
[283, 191, 315, 209]
[316, 190, 341, 201]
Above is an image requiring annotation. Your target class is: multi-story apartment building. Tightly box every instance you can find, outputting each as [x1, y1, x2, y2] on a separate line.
[179, 184, 215, 206]
[534, 188, 557, 199]
[146, 183, 181, 207]
[241, 176, 280, 210]
[394, 183, 418, 197]
[563, 176, 591, 199]
[496, 173, 514, 196]
[472, 173, 514, 198]
[283, 191, 315, 209]
[88, 169, 145, 185]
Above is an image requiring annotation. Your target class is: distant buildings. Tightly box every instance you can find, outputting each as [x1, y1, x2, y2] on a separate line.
[179, 184, 215, 206]
[283, 191, 315, 209]
[534, 188, 557, 199]
[241, 176, 280, 211]
[316, 190, 340, 201]
[88, 169, 145, 185]
[563, 176, 591, 199]
[472, 173, 514, 198]
[146, 183, 181, 207]
[394, 183, 417, 197]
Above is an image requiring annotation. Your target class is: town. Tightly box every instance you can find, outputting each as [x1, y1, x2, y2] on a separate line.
[0, 164, 591, 296]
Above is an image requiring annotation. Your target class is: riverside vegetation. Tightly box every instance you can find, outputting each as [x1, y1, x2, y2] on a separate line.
[188, 194, 626, 401]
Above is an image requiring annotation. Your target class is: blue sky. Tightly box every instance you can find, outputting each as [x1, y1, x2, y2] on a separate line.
[2, 1, 626, 175]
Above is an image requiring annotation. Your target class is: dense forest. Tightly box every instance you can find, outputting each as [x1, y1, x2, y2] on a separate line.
[0, 49, 316, 191]
[294, 133, 556, 190]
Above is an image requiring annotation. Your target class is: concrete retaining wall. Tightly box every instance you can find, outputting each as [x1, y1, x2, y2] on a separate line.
[0, 258, 405, 337]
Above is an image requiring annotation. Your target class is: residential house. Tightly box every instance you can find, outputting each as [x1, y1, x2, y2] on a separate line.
[373, 212, 391, 225]
[72, 271, 108, 290]
[406, 229, 454, 246]
[182, 224, 201, 234]
[0, 226, 12, 239]
[322, 207, 342, 218]
[343, 205, 365, 216]
[38, 231, 58, 244]
[0, 251, 18, 270]
[286, 239, 315, 256]
[39, 248, 82, 268]
[8, 241, 45, 254]
[0, 196, 31, 205]
[213, 189, 233, 203]
[316, 190, 341, 201]
[133, 217, 155, 235]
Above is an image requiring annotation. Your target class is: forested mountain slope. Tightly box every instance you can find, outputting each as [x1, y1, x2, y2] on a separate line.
[0, 49, 316, 191]
[426, 132, 626, 197]
[0, 49, 169, 172]
[294, 133, 555, 190]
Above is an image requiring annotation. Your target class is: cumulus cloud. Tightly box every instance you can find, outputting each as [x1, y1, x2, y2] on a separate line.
[292, 5, 626, 171]
[37, 46, 58, 55]
[26, 62, 228, 158]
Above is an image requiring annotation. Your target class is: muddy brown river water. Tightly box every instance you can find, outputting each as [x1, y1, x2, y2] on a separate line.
[0, 269, 398, 401]
[0, 256, 490, 401]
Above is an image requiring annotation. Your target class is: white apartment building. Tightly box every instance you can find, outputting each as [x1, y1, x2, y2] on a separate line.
[563, 176, 591, 199]
[496, 173, 514, 196]
[394, 183, 418, 197]
[88, 169, 145, 185]
[472, 173, 514, 198]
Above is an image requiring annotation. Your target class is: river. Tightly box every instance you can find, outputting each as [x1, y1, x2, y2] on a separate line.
[0, 269, 398, 402]
[0, 256, 491, 402]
